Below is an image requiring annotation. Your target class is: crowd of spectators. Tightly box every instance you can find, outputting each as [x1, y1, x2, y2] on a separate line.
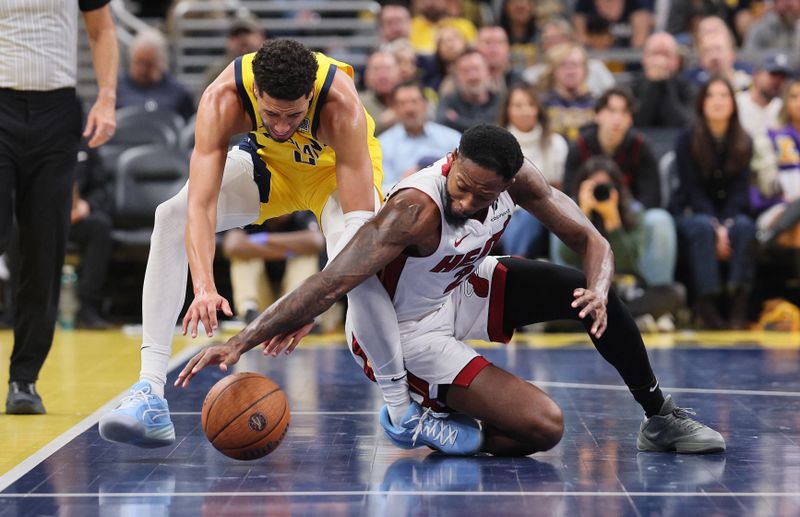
[5, 0, 797, 333]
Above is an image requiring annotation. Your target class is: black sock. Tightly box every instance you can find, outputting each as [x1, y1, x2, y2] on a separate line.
[498, 258, 667, 418]
[629, 378, 665, 418]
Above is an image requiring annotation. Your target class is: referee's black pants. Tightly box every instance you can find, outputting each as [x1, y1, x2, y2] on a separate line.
[0, 88, 82, 384]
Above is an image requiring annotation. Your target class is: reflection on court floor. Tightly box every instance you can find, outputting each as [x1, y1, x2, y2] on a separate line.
[1, 339, 800, 516]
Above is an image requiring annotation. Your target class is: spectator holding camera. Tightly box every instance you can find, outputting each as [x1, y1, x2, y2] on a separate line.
[669, 77, 757, 329]
[559, 157, 685, 329]
[562, 87, 677, 287]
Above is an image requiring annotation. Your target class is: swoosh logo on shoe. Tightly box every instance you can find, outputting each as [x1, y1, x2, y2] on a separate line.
[454, 234, 468, 247]
[649, 380, 659, 393]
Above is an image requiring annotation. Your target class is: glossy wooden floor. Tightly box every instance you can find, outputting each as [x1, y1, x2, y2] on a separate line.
[1, 328, 799, 516]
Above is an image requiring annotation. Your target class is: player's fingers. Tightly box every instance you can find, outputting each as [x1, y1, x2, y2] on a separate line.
[271, 335, 291, 356]
[209, 303, 219, 334]
[189, 311, 200, 338]
[580, 299, 602, 319]
[181, 312, 190, 335]
[201, 305, 214, 337]
[221, 298, 234, 317]
[596, 317, 608, 338]
[178, 352, 204, 387]
[265, 335, 282, 355]
[287, 336, 303, 354]
[572, 294, 595, 313]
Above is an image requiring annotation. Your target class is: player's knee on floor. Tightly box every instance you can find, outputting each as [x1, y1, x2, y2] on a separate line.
[518, 398, 564, 452]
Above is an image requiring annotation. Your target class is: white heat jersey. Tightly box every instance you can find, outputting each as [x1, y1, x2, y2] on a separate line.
[379, 157, 515, 323]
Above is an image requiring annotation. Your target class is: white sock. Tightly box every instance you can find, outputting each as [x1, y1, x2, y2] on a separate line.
[322, 190, 411, 426]
[139, 343, 171, 398]
[375, 372, 412, 426]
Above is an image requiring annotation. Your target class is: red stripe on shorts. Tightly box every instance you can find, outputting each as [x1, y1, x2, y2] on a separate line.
[378, 254, 409, 301]
[451, 356, 491, 388]
[487, 261, 514, 343]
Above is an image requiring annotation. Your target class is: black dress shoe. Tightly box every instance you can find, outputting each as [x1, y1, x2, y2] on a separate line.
[6, 381, 46, 414]
[76, 307, 112, 330]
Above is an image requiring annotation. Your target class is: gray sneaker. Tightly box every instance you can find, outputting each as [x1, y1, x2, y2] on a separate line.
[637, 395, 725, 454]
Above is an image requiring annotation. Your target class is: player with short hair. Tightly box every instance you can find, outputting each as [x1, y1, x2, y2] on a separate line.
[178, 124, 725, 455]
[99, 39, 471, 452]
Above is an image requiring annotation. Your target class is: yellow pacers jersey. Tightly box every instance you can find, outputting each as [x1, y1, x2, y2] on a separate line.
[233, 51, 383, 224]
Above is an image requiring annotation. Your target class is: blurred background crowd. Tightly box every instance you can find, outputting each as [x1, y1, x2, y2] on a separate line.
[2, 0, 799, 333]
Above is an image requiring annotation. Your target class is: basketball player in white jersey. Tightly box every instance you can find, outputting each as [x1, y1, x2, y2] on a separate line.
[177, 125, 725, 456]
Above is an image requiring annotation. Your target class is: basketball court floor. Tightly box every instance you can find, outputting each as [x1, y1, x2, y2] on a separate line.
[1, 329, 799, 516]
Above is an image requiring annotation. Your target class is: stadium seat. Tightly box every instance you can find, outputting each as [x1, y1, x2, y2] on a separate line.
[658, 151, 679, 209]
[111, 145, 189, 249]
[639, 127, 681, 161]
[116, 106, 186, 136]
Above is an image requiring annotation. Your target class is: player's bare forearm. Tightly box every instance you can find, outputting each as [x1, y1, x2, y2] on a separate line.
[186, 151, 226, 292]
[228, 191, 434, 354]
[510, 159, 614, 299]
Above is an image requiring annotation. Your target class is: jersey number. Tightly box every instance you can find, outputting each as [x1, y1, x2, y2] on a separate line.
[292, 139, 322, 166]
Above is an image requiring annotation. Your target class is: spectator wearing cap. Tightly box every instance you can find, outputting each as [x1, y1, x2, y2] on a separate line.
[117, 29, 195, 120]
[737, 51, 791, 138]
[200, 16, 266, 93]
[743, 0, 800, 63]
[629, 32, 694, 128]
[736, 51, 792, 204]
[378, 82, 461, 193]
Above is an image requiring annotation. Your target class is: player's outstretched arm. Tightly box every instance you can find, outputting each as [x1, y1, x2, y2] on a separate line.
[509, 159, 614, 337]
[175, 189, 439, 387]
[182, 68, 253, 339]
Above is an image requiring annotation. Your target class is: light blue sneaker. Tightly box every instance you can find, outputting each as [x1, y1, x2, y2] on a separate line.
[99, 381, 175, 448]
[379, 401, 482, 456]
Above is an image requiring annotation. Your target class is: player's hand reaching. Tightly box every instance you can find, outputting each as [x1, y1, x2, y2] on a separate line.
[175, 341, 241, 388]
[262, 321, 315, 357]
[182, 289, 233, 338]
[571, 288, 608, 338]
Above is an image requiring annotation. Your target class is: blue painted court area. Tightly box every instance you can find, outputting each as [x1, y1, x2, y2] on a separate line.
[2, 343, 800, 516]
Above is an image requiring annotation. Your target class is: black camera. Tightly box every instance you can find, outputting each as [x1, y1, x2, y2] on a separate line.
[593, 182, 612, 201]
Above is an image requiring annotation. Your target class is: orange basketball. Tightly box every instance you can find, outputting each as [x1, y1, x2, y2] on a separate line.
[201, 372, 290, 460]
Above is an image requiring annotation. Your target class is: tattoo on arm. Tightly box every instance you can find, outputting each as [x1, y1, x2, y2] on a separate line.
[232, 190, 434, 353]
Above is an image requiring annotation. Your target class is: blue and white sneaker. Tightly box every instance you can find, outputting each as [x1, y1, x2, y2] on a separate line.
[379, 401, 482, 456]
[99, 381, 175, 448]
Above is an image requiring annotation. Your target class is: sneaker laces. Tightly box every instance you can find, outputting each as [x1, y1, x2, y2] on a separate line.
[669, 406, 705, 432]
[410, 407, 459, 447]
[118, 387, 153, 410]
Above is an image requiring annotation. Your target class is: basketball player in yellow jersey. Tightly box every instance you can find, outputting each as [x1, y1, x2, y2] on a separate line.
[99, 39, 456, 449]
